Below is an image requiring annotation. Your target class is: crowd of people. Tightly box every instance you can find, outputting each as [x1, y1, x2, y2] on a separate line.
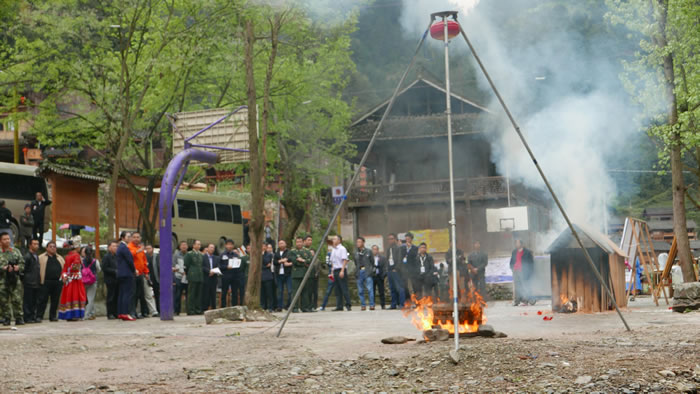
[0, 231, 101, 325]
[316, 232, 496, 312]
[0, 217, 538, 324]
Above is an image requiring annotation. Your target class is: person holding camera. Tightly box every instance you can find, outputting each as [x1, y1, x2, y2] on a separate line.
[0, 231, 25, 325]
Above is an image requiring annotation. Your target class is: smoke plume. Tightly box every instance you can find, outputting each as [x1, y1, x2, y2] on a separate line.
[400, 0, 640, 246]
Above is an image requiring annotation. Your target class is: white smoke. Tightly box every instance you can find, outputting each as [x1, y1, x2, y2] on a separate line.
[400, 1, 640, 245]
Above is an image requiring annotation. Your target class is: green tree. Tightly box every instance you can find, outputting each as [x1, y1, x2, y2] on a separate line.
[607, 0, 699, 281]
[272, 18, 356, 244]
[0, 0, 239, 241]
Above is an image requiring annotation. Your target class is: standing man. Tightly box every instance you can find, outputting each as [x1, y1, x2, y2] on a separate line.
[220, 239, 244, 307]
[371, 245, 387, 310]
[19, 205, 35, 249]
[37, 241, 64, 322]
[509, 239, 535, 306]
[446, 243, 468, 297]
[0, 232, 24, 325]
[331, 235, 351, 311]
[260, 243, 275, 311]
[184, 240, 204, 315]
[273, 240, 292, 311]
[402, 232, 419, 300]
[467, 241, 489, 297]
[290, 236, 313, 313]
[146, 245, 160, 313]
[201, 243, 219, 311]
[0, 201, 13, 245]
[30, 192, 51, 242]
[415, 242, 437, 300]
[386, 233, 405, 309]
[128, 232, 152, 318]
[102, 241, 119, 319]
[354, 237, 374, 311]
[319, 246, 335, 311]
[303, 236, 319, 310]
[172, 241, 188, 315]
[22, 238, 40, 323]
[116, 231, 136, 321]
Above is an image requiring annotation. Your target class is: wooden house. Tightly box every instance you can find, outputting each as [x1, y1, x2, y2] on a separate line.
[347, 74, 551, 255]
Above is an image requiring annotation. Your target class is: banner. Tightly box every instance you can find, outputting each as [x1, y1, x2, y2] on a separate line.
[409, 228, 450, 254]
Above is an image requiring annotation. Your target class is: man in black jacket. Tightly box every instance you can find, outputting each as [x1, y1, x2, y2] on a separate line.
[146, 245, 160, 313]
[273, 240, 291, 311]
[467, 241, 489, 297]
[102, 241, 119, 319]
[415, 243, 437, 300]
[402, 232, 419, 299]
[354, 237, 374, 311]
[116, 231, 136, 321]
[201, 243, 219, 311]
[22, 238, 40, 323]
[30, 192, 51, 242]
[509, 239, 536, 306]
[386, 233, 405, 309]
[371, 245, 387, 309]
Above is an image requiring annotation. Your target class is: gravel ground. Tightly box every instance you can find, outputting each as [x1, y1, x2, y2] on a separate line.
[0, 297, 698, 393]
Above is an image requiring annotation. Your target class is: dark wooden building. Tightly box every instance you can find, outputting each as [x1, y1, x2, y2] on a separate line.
[347, 75, 551, 255]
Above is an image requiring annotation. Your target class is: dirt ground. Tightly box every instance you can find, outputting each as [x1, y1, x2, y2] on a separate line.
[1, 296, 698, 393]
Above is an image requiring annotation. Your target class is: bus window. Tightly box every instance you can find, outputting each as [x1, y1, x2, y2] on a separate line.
[215, 203, 232, 223]
[232, 205, 242, 224]
[177, 199, 197, 219]
[0, 173, 47, 200]
[197, 201, 215, 221]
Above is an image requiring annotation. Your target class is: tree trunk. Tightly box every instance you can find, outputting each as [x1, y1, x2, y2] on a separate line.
[657, 0, 695, 282]
[106, 134, 130, 240]
[244, 19, 263, 310]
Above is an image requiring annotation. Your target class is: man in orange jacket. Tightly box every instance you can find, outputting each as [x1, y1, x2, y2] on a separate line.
[128, 232, 152, 318]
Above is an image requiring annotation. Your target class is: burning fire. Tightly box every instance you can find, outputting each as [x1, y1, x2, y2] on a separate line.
[402, 290, 487, 335]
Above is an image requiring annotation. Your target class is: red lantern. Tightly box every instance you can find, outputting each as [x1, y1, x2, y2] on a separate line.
[430, 20, 460, 41]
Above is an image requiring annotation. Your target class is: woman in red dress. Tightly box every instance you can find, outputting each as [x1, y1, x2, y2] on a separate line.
[58, 237, 87, 321]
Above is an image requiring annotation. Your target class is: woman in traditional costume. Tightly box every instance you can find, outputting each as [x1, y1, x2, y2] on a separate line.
[58, 237, 87, 321]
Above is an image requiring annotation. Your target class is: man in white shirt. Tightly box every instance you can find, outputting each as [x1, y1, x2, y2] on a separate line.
[330, 235, 351, 311]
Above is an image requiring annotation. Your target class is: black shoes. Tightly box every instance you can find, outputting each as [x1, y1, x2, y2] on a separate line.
[2, 319, 10, 326]
[15, 318, 24, 325]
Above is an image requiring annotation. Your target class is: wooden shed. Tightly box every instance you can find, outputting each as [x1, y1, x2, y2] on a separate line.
[547, 225, 628, 313]
[38, 163, 106, 257]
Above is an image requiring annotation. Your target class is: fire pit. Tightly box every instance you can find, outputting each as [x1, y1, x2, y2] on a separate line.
[403, 288, 487, 340]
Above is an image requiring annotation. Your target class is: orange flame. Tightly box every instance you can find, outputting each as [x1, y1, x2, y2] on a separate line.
[402, 290, 487, 336]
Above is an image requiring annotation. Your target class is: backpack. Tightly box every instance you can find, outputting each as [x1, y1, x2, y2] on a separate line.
[82, 259, 96, 286]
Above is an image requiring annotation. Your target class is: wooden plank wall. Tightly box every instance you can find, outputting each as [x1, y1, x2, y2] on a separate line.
[550, 248, 627, 313]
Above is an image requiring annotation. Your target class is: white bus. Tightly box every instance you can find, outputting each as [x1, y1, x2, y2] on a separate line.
[167, 190, 245, 250]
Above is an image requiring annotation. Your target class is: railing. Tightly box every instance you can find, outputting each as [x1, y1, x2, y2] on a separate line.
[348, 176, 510, 204]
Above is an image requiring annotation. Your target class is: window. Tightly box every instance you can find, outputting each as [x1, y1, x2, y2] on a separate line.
[232, 204, 242, 224]
[0, 173, 47, 200]
[197, 201, 215, 221]
[215, 203, 232, 223]
[177, 199, 197, 219]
